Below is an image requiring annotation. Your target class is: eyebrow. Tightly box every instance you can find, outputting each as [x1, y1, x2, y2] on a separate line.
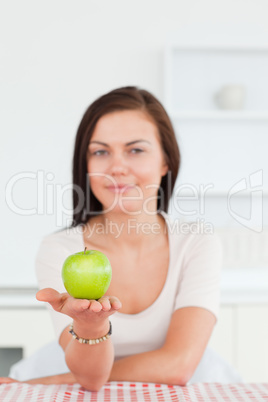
[89, 139, 151, 147]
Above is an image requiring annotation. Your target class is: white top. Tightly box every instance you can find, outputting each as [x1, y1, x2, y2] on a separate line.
[35, 213, 222, 360]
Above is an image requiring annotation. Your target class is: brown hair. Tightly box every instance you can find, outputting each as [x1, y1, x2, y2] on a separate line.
[71, 86, 180, 227]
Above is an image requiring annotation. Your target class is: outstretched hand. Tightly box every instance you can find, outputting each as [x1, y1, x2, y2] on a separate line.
[36, 288, 122, 324]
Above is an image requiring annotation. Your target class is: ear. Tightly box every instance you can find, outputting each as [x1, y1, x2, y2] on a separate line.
[161, 162, 169, 177]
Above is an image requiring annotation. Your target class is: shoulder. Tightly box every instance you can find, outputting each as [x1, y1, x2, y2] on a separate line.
[162, 212, 222, 259]
[35, 224, 85, 264]
[41, 224, 83, 246]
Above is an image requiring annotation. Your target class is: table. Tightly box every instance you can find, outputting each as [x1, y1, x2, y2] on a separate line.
[0, 382, 268, 401]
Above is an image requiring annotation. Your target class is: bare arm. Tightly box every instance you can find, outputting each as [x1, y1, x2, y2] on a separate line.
[36, 288, 122, 391]
[109, 306, 216, 385]
[4, 305, 215, 387]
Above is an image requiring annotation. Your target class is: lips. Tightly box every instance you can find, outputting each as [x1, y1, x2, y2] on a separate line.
[106, 184, 135, 193]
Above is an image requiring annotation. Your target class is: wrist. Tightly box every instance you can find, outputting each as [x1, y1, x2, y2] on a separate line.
[72, 318, 110, 339]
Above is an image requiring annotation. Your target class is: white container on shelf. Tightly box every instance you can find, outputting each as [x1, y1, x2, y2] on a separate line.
[164, 43, 268, 115]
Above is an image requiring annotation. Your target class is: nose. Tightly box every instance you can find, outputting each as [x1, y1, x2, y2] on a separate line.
[109, 153, 128, 176]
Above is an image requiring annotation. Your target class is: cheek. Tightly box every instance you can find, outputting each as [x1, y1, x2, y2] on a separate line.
[134, 159, 164, 184]
[87, 159, 107, 174]
[87, 176, 99, 199]
[86, 163, 105, 194]
[87, 160, 93, 174]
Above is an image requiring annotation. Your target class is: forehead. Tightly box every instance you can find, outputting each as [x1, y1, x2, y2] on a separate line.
[91, 110, 160, 143]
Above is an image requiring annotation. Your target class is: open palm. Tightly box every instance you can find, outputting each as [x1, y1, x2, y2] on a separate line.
[36, 288, 122, 325]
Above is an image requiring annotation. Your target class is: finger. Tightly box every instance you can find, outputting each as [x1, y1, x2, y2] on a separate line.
[97, 296, 111, 311]
[70, 297, 90, 312]
[36, 288, 68, 312]
[89, 300, 102, 312]
[36, 288, 61, 303]
[108, 296, 122, 310]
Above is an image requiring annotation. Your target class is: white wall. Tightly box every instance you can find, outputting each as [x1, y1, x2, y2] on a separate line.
[1, 0, 268, 286]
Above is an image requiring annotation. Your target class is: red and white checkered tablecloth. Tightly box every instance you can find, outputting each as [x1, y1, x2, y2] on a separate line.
[0, 382, 268, 402]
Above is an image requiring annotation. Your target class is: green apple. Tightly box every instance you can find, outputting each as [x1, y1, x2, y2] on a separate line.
[61, 248, 112, 299]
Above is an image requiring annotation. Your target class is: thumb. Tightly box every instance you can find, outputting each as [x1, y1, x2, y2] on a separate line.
[36, 288, 67, 312]
[36, 287, 60, 302]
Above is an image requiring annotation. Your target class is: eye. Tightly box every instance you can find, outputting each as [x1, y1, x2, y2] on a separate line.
[92, 149, 108, 156]
[129, 148, 144, 154]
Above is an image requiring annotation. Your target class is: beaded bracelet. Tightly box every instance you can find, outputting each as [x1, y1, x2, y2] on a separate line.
[69, 321, 112, 345]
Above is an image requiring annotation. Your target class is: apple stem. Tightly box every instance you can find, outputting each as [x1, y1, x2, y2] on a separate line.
[84, 247, 87, 254]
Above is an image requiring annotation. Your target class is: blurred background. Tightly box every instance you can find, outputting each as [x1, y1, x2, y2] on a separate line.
[1, 0, 268, 382]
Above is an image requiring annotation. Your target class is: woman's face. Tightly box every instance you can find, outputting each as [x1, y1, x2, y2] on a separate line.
[87, 109, 168, 216]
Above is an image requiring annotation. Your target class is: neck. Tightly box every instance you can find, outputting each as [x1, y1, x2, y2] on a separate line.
[86, 211, 167, 250]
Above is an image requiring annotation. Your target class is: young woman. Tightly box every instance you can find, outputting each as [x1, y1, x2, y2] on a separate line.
[1, 87, 222, 390]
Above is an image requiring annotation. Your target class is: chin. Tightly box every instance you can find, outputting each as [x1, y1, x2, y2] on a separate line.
[103, 201, 144, 216]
